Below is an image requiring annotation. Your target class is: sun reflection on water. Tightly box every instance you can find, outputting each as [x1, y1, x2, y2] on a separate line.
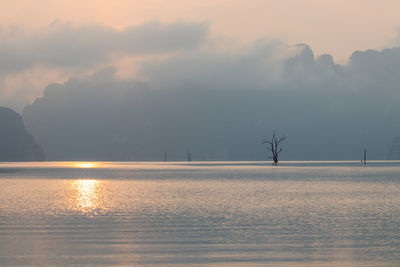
[71, 179, 103, 214]
[74, 162, 99, 168]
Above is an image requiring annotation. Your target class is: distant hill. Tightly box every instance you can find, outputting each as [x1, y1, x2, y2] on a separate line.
[22, 73, 400, 161]
[21, 44, 400, 161]
[0, 107, 44, 161]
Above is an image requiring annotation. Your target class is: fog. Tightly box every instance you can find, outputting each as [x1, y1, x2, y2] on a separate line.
[22, 37, 400, 160]
[0, 21, 208, 109]
[0, 21, 207, 72]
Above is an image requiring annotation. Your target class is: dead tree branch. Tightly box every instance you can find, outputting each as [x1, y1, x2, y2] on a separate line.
[262, 131, 285, 166]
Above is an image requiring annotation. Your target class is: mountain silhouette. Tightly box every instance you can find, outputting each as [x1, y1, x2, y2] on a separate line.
[0, 107, 44, 161]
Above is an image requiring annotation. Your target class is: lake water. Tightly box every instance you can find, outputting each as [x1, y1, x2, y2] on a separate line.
[1, 161, 400, 266]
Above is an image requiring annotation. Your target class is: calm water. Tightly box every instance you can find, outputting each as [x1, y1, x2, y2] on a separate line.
[1, 161, 400, 266]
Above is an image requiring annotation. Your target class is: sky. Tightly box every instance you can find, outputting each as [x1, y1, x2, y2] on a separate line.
[1, 0, 400, 110]
[2, 0, 400, 58]
[2, 1, 400, 160]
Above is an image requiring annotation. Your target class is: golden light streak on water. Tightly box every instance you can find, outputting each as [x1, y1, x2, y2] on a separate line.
[73, 162, 99, 168]
[71, 179, 103, 214]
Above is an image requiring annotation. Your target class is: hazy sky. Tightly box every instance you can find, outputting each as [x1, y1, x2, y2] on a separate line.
[0, 0, 399, 160]
[1, 0, 400, 110]
[2, 0, 400, 60]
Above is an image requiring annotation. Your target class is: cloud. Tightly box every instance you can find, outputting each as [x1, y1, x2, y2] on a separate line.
[348, 47, 400, 89]
[140, 40, 294, 91]
[22, 40, 400, 160]
[0, 21, 208, 110]
[0, 21, 208, 72]
[141, 42, 347, 93]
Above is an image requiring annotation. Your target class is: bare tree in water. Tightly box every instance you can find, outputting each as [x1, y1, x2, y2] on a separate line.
[262, 131, 286, 166]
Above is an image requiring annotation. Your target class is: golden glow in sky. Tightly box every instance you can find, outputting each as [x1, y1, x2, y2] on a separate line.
[2, 0, 400, 111]
[1, 0, 400, 60]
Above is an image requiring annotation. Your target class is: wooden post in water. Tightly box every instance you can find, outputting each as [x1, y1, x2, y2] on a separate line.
[164, 152, 167, 162]
[363, 148, 367, 165]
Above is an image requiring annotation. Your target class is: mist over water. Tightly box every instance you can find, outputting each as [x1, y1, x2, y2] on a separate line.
[2, 1, 400, 266]
[1, 161, 400, 266]
[21, 43, 400, 161]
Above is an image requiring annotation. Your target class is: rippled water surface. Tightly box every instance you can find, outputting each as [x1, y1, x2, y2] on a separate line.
[1, 161, 400, 266]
